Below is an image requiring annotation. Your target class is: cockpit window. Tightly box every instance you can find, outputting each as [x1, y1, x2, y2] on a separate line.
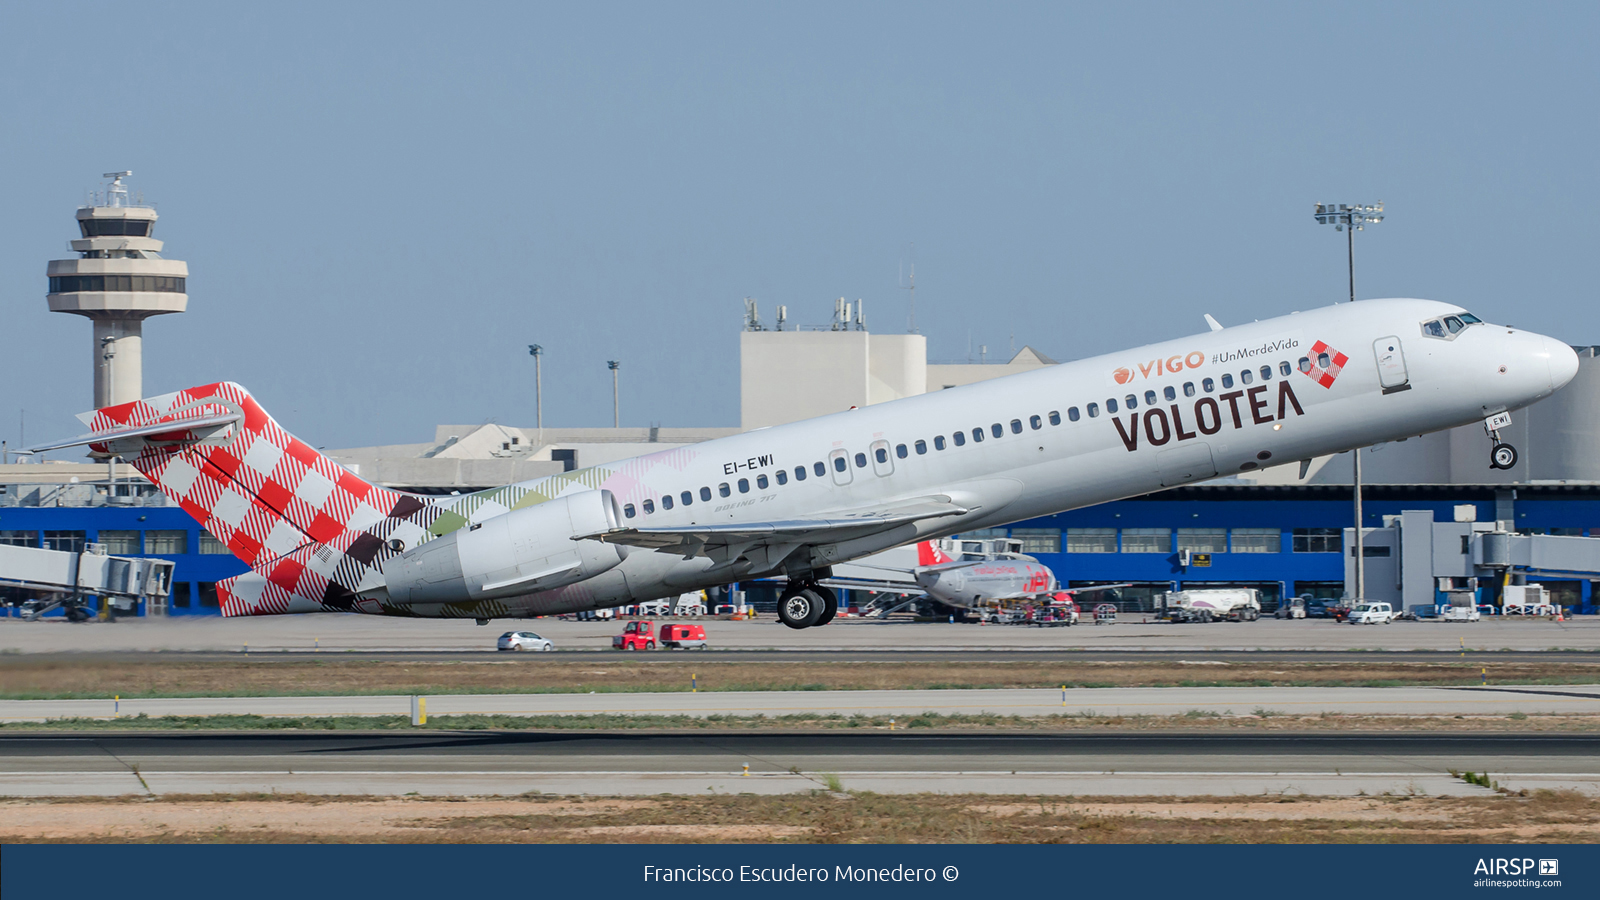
[1422, 313, 1480, 340]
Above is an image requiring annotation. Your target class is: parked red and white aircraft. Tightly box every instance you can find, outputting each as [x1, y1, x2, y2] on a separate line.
[35, 299, 1578, 629]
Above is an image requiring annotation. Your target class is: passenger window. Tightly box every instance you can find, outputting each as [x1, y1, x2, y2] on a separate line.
[700, 486, 712, 501]
[681, 491, 693, 506]
[661, 495, 674, 510]
[642, 499, 655, 514]
[1221, 374, 1234, 389]
[1146, 390, 1158, 405]
[1202, 378, 1214, 392]
[1298, 357, 1312, 373]
[624, 503, 636, 518]
[934, 435, 946, 450]
[854, 452, 867, 468]
[1278, 361, 1291, 376]
[1087, 403, 1099, 418]
[795, 466, 807, 481]
[895, 443, 907, 458]
[738, 478, 750, 493]
[1240, 370, 1252, 385]
[756, 474, 768, 489]
[1317, 352, 1331, 368]
[1107, 398, 1119, 413]
[814, 462, 826, 477]
[915, 439, 927, 454]
[1260, 365, 1272, 381]
[1184, 382, 1195, 397]
[1125, 394, 1137, 409]
[875, 448, 888, 464]
[1445, 315, 1464, 334]
[971, 427, 984, 443]
[953, 431, 966, 446]
[1063, 408, 1076, 423]
[776, 470, 788, 485]
[1010, 419, 1023, 434]
[1029, 415, 1041, 430]
[1163, 386, 1175, 401]
[991, 423, 1003, 438]
[834, 457, 848, 472]
[719, 483, 731, 497]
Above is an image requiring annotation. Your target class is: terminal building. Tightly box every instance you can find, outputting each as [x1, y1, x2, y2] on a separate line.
[5, 181, 1600, 616]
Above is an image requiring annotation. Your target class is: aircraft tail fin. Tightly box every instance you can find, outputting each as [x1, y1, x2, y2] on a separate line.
[46, 382, 430, 570]
[916, 540, 956, 566]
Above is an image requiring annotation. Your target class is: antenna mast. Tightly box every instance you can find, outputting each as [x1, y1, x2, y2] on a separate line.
[899, 243, 918, 334]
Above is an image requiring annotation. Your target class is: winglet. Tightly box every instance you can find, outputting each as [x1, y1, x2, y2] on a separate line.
[1204, 314, 1224, 332]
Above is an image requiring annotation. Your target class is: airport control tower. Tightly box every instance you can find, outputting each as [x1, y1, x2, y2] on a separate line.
[46, 172, 188, 408]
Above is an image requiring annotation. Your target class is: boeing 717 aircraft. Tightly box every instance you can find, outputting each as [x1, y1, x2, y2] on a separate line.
[34, 299, 1579, 629]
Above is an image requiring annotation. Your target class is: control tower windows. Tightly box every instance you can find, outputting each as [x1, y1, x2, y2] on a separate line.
[50, 275, 185, 293]
[78, 218, 152, 237]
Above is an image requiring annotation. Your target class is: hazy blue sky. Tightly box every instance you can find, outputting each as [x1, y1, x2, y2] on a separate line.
[3, 2, 1597, 450]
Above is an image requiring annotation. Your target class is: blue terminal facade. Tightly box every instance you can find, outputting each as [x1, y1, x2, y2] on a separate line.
[0, 505, 248, 615]
[4, 485, 1598, 617]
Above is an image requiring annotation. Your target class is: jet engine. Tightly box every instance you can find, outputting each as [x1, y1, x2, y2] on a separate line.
[384, 489, 625, 604]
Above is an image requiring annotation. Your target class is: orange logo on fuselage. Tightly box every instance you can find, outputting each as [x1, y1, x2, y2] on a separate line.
[1113, 351, 1206, 383]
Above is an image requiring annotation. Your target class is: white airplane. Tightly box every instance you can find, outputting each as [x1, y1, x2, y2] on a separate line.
[36, 299, 1578, 631]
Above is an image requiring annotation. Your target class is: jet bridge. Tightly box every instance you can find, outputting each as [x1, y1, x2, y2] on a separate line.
[1346, 509, 1600, 611]
[0, 542, 174, 620]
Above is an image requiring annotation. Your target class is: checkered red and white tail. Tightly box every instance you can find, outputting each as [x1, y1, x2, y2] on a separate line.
[86, 382, 431, 576]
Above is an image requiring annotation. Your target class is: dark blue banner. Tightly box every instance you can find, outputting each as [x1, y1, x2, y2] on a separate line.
[4, 844, 1594, 899]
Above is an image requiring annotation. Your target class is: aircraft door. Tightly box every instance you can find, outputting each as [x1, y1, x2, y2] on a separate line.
[828, 448, 853, 486]
[1373, 336, 1410, 392]
[869, 440, 894, 477]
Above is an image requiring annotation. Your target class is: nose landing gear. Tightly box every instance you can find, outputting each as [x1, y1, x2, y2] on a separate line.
[1484, 411, 1518, 470]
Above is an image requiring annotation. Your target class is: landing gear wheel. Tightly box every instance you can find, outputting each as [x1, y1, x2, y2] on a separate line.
[778, 586, 825, 629]
[1490, 443, 1518, 470]
[812, 585, 838, 626]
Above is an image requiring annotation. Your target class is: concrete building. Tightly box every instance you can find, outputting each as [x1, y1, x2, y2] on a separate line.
[46, 173, 188, 407]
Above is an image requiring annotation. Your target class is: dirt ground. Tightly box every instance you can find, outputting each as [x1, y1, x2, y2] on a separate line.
[2, 790, 1595, 843]
[4, 656, 1597, 700]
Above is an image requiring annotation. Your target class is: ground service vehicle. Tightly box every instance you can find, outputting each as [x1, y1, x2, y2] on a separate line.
[34, 300, 1576, 631]
[659, 623, 708, 649]
[1274, 596, 1307, 619]
[1347, 602, 1396, 625]
[1158, 588, 1261, 623]
[613, 620, 656, 650]
[497, 630, 553, 651]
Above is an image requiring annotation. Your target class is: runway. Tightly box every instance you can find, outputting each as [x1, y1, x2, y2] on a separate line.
[5, 684, 1598, 722]
[2, 731, 1595, 798]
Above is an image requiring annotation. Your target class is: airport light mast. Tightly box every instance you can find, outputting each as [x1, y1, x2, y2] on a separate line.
[528, 344, 543, 445]
[608, 360, 621, 428]
[1313, 201, 1384, 601]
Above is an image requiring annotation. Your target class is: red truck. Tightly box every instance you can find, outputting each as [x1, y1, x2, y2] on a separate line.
[613, 620, 656, 651]
[659, 623, 708, 649]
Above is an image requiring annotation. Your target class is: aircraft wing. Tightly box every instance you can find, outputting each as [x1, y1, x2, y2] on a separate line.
[576, 495, 972, 569]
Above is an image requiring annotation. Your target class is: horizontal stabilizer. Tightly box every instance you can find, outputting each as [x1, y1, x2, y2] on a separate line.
[28, 412, 242, 454]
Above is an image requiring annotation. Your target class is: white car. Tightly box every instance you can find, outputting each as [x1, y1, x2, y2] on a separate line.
[497, 631, 554, 651]
[1346, 602, 1395, 625]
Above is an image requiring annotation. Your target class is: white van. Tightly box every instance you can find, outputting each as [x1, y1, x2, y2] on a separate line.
[1347, 602, 1395, 625]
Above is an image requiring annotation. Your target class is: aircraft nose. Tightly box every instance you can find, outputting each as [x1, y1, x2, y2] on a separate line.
[1545, 336, 1580, 391]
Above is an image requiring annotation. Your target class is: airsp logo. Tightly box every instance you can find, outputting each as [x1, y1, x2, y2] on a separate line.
[1540, 859, 1559, 876]
[1473, 858, 1553, 876]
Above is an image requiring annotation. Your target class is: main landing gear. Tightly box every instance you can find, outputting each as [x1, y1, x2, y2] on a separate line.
[1484, 411, 1518, 471]
[778, 581, 838, 630]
